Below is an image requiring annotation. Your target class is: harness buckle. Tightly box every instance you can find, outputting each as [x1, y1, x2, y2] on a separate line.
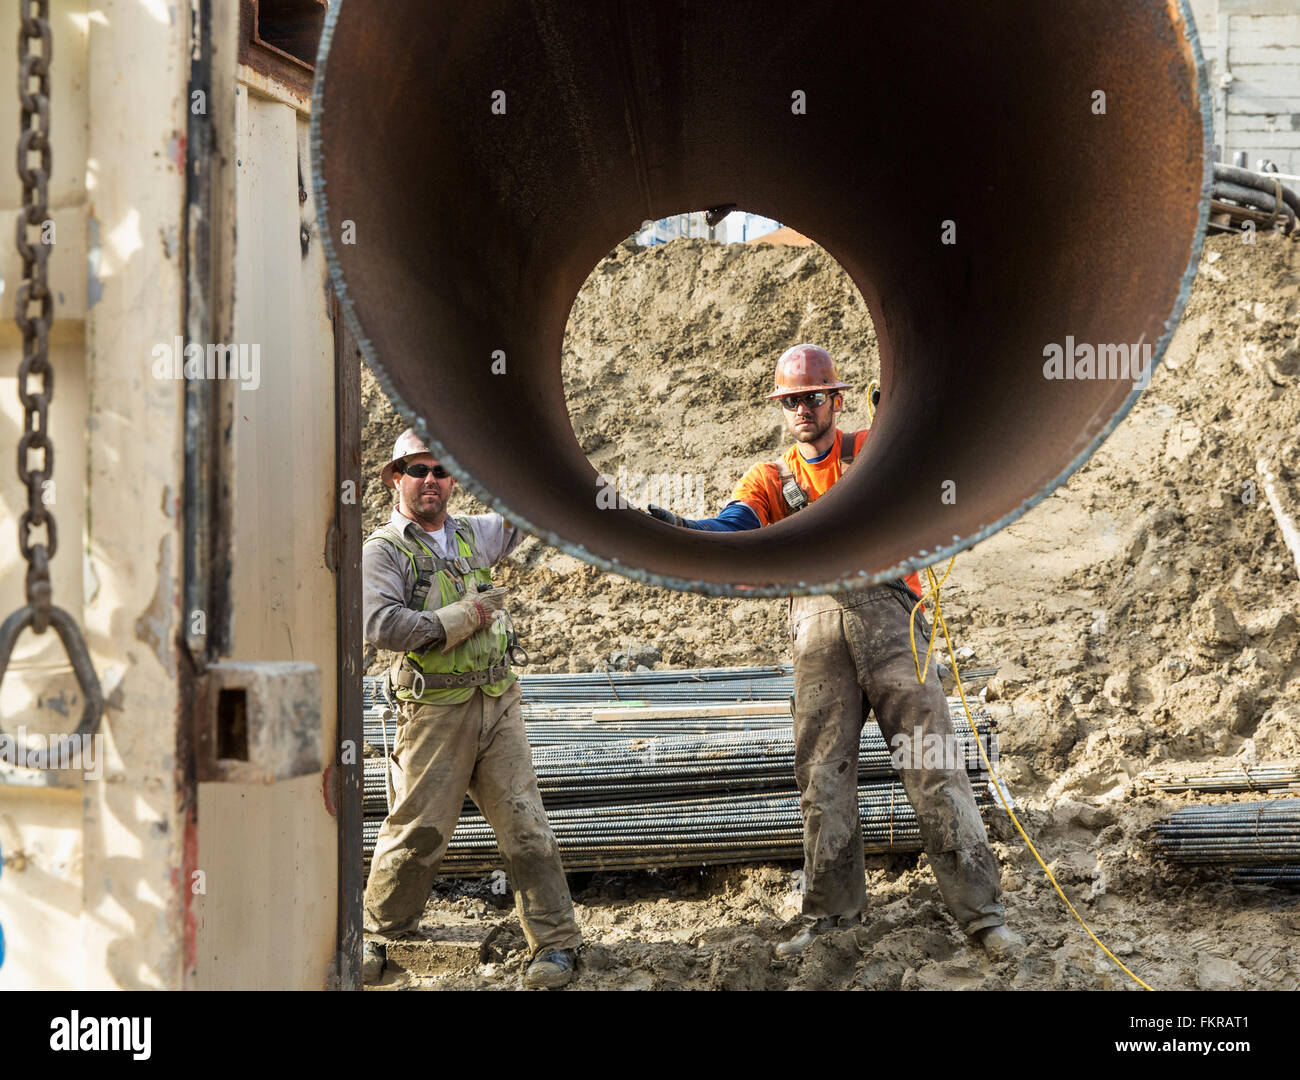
[781, 476, 808, 513]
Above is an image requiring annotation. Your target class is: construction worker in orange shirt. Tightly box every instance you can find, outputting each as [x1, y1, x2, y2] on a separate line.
[648, 344, 1024, 960]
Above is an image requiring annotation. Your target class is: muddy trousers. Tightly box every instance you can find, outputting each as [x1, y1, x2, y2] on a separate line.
[790, 585, 1004, 935]
[363, 680, 582, 955]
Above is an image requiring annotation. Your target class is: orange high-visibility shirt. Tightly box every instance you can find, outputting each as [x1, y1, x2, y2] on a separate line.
[730, 427, 924, 597]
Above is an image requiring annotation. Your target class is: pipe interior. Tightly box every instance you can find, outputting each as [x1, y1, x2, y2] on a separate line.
[316, 0, 1206, 595]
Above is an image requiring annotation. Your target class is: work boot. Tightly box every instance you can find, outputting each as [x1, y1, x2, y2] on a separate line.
[975, 924, 1026, 960]
[523, 947, 577, 989]
[361, 939, 387, 983]
[775, 915, 847, 959]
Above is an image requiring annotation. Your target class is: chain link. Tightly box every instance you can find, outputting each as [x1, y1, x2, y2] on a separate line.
[0, 2, 103, 747]
[15, 0, 54, 631]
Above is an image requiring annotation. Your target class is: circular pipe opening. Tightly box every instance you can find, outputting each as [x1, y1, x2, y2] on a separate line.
[561, 226, 880, 529]
[313, 0, 1210, 596]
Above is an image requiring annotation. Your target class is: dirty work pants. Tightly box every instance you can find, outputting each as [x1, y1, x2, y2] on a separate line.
[363, 680, 582, 955]
[790, 584, 1004, 935]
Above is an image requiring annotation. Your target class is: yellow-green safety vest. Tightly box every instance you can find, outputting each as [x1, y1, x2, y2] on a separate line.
[365, 518, 515, 705]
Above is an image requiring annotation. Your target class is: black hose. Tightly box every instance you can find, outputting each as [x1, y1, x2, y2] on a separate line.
[1213, 180, 1298, 228]
[1213, 163, 1300, 218]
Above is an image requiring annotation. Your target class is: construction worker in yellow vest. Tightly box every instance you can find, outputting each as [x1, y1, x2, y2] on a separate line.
[360, 428, 582, 988]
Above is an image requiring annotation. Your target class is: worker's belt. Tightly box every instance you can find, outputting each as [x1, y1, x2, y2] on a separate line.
[884, 578, 922, 605]
[391, 661, 509, 690]
[882, 578, 931, 640]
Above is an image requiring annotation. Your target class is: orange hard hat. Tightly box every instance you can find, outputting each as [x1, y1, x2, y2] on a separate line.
[765, 344, 853, 399]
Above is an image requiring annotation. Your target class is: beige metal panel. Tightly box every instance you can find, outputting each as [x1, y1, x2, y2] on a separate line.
[237, 64, 312, 113]
[191, 84, 337, 989]
[76, 0, 190, 990]
[0, 0, 183, 990]
[229, 90, 337, 717]
[193, 776, 334, 989]
[0, 787, 82, 988]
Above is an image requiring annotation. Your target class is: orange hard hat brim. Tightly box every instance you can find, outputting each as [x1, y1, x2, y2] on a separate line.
[765, 380, 852, 399]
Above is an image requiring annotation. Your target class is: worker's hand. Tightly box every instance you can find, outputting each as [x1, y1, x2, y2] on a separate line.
[438, 588, 507, 652]
[472, 586, 508, 623]
[647, 504, 685, 527]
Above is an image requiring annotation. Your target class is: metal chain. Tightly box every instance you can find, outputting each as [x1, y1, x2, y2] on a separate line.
[16, 0, 55, 633]
[0, 0, 103, 746]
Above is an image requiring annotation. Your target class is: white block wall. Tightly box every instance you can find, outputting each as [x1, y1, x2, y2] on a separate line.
[1191, 0, 1300, 175]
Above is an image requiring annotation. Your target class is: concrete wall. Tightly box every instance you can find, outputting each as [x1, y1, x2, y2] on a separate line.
[1191, 0, 1300, 174]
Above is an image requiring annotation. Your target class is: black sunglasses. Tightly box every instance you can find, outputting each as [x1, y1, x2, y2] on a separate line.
[779, 391, 832, 410]
[402, 463, 451, 479]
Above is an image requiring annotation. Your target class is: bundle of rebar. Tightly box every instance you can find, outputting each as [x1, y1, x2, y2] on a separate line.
[362, 667, 999, 746]
[1150, 800, 1300, 867]
[364, 782, 996, 874]
[362, 718, 993, 815]
[360, 668, 997, 874]
[1151, 764, 1300, 795]
[512, 665, 796, 703]
[362, 670, 799, 749]
[1230, 865, 1300, 888]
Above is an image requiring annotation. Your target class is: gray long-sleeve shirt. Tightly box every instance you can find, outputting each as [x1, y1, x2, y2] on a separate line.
[362, 508, 525, 653]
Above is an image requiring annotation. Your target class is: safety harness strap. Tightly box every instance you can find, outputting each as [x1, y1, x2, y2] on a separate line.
[776, 430, 858, 514]
[365, 517, 487, 610]
[840, 430, 857, 467]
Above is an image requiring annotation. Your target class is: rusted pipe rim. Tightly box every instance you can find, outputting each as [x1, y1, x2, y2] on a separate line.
[312, 0, 1211, 597]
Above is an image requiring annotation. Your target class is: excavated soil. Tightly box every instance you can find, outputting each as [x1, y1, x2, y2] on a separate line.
[361, 230, 1300, 991]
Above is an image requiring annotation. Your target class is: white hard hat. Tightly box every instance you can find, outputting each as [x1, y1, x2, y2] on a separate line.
[381, 428, 434, 488]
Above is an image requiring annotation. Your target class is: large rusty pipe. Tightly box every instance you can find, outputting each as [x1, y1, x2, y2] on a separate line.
[312, 1, 1210, 596]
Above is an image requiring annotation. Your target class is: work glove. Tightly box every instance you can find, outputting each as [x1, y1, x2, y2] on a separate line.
[436, 587, 507, 652]
[646, 504, 685, 527]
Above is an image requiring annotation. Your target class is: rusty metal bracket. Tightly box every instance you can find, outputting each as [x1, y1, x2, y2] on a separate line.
[239, 0, 326, 94]
[195, 661, 323, 783]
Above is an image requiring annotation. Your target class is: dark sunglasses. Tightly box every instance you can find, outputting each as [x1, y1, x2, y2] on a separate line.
[402, 463, 451, 479]
[779, 391, 831, 410]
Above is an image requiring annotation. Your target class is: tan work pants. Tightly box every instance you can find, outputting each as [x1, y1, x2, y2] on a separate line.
[790, 584, 1004, 935]
[363, 680, 582, 954]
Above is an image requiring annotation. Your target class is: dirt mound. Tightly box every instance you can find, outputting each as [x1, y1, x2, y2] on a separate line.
[361, 231, 1300, 991]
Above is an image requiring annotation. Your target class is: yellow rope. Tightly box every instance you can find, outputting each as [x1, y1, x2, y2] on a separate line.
[865, 379, 880, 423]
[908, 557, 1155, 991]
